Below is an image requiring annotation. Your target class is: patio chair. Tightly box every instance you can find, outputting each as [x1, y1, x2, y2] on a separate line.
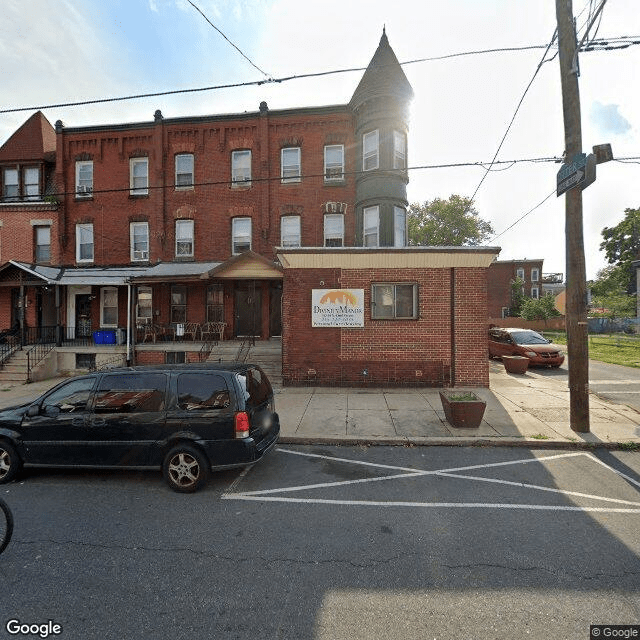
[200, 322, 226, 343]
[183, 322, 201, 341]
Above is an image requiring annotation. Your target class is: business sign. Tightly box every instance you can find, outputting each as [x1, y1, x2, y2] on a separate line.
[312, 289, 364, 327]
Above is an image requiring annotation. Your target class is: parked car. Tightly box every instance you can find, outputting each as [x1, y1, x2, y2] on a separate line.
[488, 327, 565, 367]
[0, 363, 279, 493]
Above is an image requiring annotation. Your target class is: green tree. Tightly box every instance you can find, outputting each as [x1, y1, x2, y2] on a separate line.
[509, 276, 526, 317]
[589, 265, 636, 320]
[599, 207, 640, 294]
[520, 293, 562, 323]
[407, 195, 494, 246]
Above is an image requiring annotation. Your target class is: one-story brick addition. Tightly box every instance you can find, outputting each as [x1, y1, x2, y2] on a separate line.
[278, 247, 499, 388]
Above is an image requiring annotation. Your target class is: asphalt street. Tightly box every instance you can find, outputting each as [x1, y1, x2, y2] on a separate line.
[1, 444, 639, 640]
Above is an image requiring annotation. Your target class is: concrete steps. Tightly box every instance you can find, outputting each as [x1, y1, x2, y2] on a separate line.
[0, 349, 29, 383]
[205, 339, 282, 387]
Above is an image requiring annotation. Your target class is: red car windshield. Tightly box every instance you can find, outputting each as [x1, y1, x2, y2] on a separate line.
[510, 331, 549, 345]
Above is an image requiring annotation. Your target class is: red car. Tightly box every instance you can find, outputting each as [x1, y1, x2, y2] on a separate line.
[488, 328, 564, 367]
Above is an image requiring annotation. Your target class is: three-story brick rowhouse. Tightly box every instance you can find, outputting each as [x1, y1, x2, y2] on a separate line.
[0, 31, 499, 386]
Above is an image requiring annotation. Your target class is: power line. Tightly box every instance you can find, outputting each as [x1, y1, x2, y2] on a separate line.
[488, 189, 558, 242]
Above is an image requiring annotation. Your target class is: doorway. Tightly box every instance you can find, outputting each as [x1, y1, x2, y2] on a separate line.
[76, 294, 92, 338]
[269, 282, 282, 337]
[234, 283, 261, 337]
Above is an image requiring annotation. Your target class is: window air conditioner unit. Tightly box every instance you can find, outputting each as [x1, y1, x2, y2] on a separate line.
[77, 185, 93, 194]
[133, 250, 149, 260]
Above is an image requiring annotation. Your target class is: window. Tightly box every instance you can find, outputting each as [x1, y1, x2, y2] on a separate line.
[23, 167, 40, 200]
[281, 215, 301, 248]
[531, 268, 540, 282]
[101, 287, 118, 327]
[171, 285, 187, 324]
[363, 206, 379, 247]
[231, 150, 252, 187]
[324, 214, 344, 247]
[76, 161, 93, 197]
[516, 267, 525, 281]
[175, 219, 194, 257]
[76, 223, 94, 262]
[130, 157, 148, 196]
[3, 168, 18, 201]
[130, 222, 149, 261]
[175, 154, 194, 189]
[281, 147, 301, 183]
[363, 130, 379, 171]
[177, 373, 230, 410]
[393, 131, 407, 170]
[324, 145, 344, 181]
[42, 377, 96, 415]
[206, 284, 224, 322]
[232, 217, 251, 254]
[394, 206, 407, 247]
[531, 286, 540, 299]
[136, 286, 152, 323]
[34, 226, 51, 263]
[166, 352, 186, 365]
[371, 283, 418, 320]
[501, 307, 510, 319]
[94, 373, 167, 414]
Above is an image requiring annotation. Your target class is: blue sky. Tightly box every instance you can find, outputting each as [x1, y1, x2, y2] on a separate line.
[1, 0, 638, 279]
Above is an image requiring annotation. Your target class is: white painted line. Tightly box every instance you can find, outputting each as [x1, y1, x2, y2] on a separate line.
[433, 452, 586, 474]
[586, 454, 640, 490]
[277, 447, 421, 473]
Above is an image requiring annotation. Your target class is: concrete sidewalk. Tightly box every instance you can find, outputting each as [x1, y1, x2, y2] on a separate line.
[0, 362, 638, 448]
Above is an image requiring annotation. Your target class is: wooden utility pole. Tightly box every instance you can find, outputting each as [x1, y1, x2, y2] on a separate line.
[556, 0, 590, 432]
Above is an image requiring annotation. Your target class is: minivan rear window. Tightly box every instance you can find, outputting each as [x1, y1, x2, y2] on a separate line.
[94, 373, 167, 413]
[236, 367, 272, 408]
[177, 373, 230, 410]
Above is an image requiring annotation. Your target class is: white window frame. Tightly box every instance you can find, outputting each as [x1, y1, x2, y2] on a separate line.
[324, 145, 344, 181]
[23, 167, 40, 200]
[76, 223, 94, 263]
[175, 153, 194, 189]
[516, 267, 525, 281]
[34, 225, 51, 263]
[371, 283, 419, 320]
[130, 222, 149, 262]
[232, 217, 252, 255]
[231, 150, 252, 187]
[281, 147, 301, 183]
[75, 161, 93, 197]
[280, 215, 301, 248]
[130, 157, 148, 196]
[394, 206, 407, 247]
[100, 287, 118, 328]
[393, 131, 407, 170]
[531, 268, 540, 282]
[363, 205, 379, 247]
[363, 130, 379, 171]
[136, 286, 153, 324]
[531, 286, 540, 299]
[3, 168, 18, 201]
[324, 213, 344, 247]
[175, 219, 194, 257]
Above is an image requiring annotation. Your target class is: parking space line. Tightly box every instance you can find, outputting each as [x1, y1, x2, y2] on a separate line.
[586, 454, 640, 490]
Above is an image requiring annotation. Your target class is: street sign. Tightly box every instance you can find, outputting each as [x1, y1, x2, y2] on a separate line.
[557, 152, 588, 197]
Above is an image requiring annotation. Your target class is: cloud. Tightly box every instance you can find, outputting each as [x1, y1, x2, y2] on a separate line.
[589, 101, 632, 136]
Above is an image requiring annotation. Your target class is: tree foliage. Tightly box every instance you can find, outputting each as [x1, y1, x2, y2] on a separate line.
[589, 264, 636, 320]
[599, 207, 640, 294]
[407, 195, 494, 246]
[509, 276, 526, 317]
[520, 293, 562, 323]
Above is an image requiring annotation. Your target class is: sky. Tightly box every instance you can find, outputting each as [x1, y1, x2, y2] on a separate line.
[1, 0, 638, 281]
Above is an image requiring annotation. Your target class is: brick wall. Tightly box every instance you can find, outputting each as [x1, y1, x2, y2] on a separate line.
[282, 266, 489, 387]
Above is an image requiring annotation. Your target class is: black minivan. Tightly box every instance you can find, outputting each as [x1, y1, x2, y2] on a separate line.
[0, 363, 279, 492]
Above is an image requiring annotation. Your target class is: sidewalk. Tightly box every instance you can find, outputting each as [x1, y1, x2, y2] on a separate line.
[1, 363, 638, 448]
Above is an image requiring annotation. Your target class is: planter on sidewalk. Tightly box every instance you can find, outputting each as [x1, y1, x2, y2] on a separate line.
[439, 390, 486, 429]
[502, 355, 530, 374]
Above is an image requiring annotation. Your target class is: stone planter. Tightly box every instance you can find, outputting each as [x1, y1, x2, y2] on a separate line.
[439, 390, 487, 429]
[502, 355, 530, 374]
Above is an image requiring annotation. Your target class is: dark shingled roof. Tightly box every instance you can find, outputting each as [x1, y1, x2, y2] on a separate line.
[0, 111, 56, 163]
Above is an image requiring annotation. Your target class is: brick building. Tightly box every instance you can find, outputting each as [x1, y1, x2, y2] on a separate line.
[0, 31, 499, 386]
[487, 258, 544, 319]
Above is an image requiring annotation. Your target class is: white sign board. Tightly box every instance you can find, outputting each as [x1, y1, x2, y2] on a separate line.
[312, 289, 364, 327]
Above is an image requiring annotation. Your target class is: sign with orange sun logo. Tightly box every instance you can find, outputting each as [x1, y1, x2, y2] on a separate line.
[312, 289, 364, 327]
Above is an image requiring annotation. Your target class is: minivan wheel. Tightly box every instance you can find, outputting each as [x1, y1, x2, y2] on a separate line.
[0, 441, 21, 484]
[162, 445, 210, 493]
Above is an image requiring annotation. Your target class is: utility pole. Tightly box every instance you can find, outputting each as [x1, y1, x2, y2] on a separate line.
[556, 0, 590, 432]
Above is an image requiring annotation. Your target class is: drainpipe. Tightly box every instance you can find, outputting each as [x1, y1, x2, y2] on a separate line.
[450, 268, 456, 387]
[126, 283, 132, 364]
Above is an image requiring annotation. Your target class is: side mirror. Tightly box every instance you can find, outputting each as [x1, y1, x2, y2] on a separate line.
[27, 405, 40, 417]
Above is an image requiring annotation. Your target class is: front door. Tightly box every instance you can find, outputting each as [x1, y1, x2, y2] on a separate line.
[76, 294, 92, 338]
[234, 283, 261, 337]
[269, 283, 282, 337]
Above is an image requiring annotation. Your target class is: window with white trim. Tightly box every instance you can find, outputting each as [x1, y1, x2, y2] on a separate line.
[363, 206, 379, 247]
[130, 222, 149, 261]
[175, 154, 194, 189]
[23, 167, 39, 200]
[324, 145, 344, 181]
[393, 131, 407, 169]
[363, 130, 379, 171]
[371, 283, 418, 320]
[76, 223, 94, 263]
[101, 287, 118, 327]
[281, 215, 301, 247]
[516, 267, 525, 281]
[232, 217, 251, 254]
[231, 150, 252, 187]
[281, 147, 301, 183]
[531, 286, 539, 299]
[34, 226, 50, 263]
[394, 206, 407, 247]
[324, 214, 344, 247]
[130, 157, 148, 195]
[2, 168, 18, 201]
[175, 219, 194, 257]
[531, 268, 540, 282]
[136, 286, 152, 323]
[75, 161, 93, 197]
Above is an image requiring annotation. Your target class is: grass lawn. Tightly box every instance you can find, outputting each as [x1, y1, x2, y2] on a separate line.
[544, 331, 640, 368]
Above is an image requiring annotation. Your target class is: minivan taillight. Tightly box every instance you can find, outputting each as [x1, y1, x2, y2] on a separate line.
[234, 411, 250, 439]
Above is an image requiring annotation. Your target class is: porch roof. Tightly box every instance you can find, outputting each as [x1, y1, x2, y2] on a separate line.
[129, 261, 222, 283]
[6, 261, 150, 286]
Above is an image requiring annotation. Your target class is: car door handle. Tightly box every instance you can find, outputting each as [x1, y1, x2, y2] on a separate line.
[91, 418, 106, 427]
[71, 417, 85, 427]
